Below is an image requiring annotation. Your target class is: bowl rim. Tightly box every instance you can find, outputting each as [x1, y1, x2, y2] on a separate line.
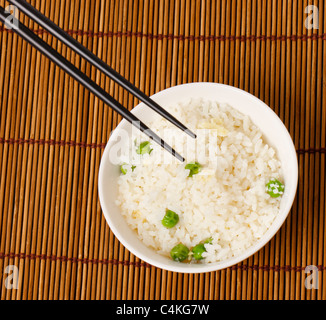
[98, 82, 298, 273]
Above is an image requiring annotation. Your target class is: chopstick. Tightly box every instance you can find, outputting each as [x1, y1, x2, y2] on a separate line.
[0, 5, 185, 162]
[7, 0, 196, 140]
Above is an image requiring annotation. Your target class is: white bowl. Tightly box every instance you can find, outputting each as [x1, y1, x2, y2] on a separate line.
[98, 83, 298, 273]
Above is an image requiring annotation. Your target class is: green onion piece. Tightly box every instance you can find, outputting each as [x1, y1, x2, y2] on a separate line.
[162, 209, 179, 229]
[266, 178, 285, 198]
[120, 163, 128, 175]
[136, 141, 152, 155]
[192, 243, 206, 260]
[170, 243, 190, 262]
[185, 162, 202, 177]
[120, 163, 136, 175]
[204, 237, 213, 244]
[191, 237, 213, 260]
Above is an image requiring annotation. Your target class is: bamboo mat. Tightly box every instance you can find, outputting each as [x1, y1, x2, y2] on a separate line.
[0, 0, 325, 300]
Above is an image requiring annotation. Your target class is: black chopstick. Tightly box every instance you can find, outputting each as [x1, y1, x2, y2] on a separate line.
[0, 6, 185, 162]
[8, 0, 196, 140]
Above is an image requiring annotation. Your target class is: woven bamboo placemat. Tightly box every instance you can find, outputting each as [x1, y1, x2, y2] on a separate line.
[0, 0, 325, 300]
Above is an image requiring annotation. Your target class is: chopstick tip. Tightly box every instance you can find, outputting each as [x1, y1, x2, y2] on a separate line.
[174, 152, 185, 162]
[184, 128, 197, 139]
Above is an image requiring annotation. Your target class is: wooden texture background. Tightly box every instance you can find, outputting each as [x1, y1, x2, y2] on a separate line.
[0, 0, 325, 300]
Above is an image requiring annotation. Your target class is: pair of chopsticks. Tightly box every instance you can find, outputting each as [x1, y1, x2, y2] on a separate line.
[0, 0, 196, 162]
